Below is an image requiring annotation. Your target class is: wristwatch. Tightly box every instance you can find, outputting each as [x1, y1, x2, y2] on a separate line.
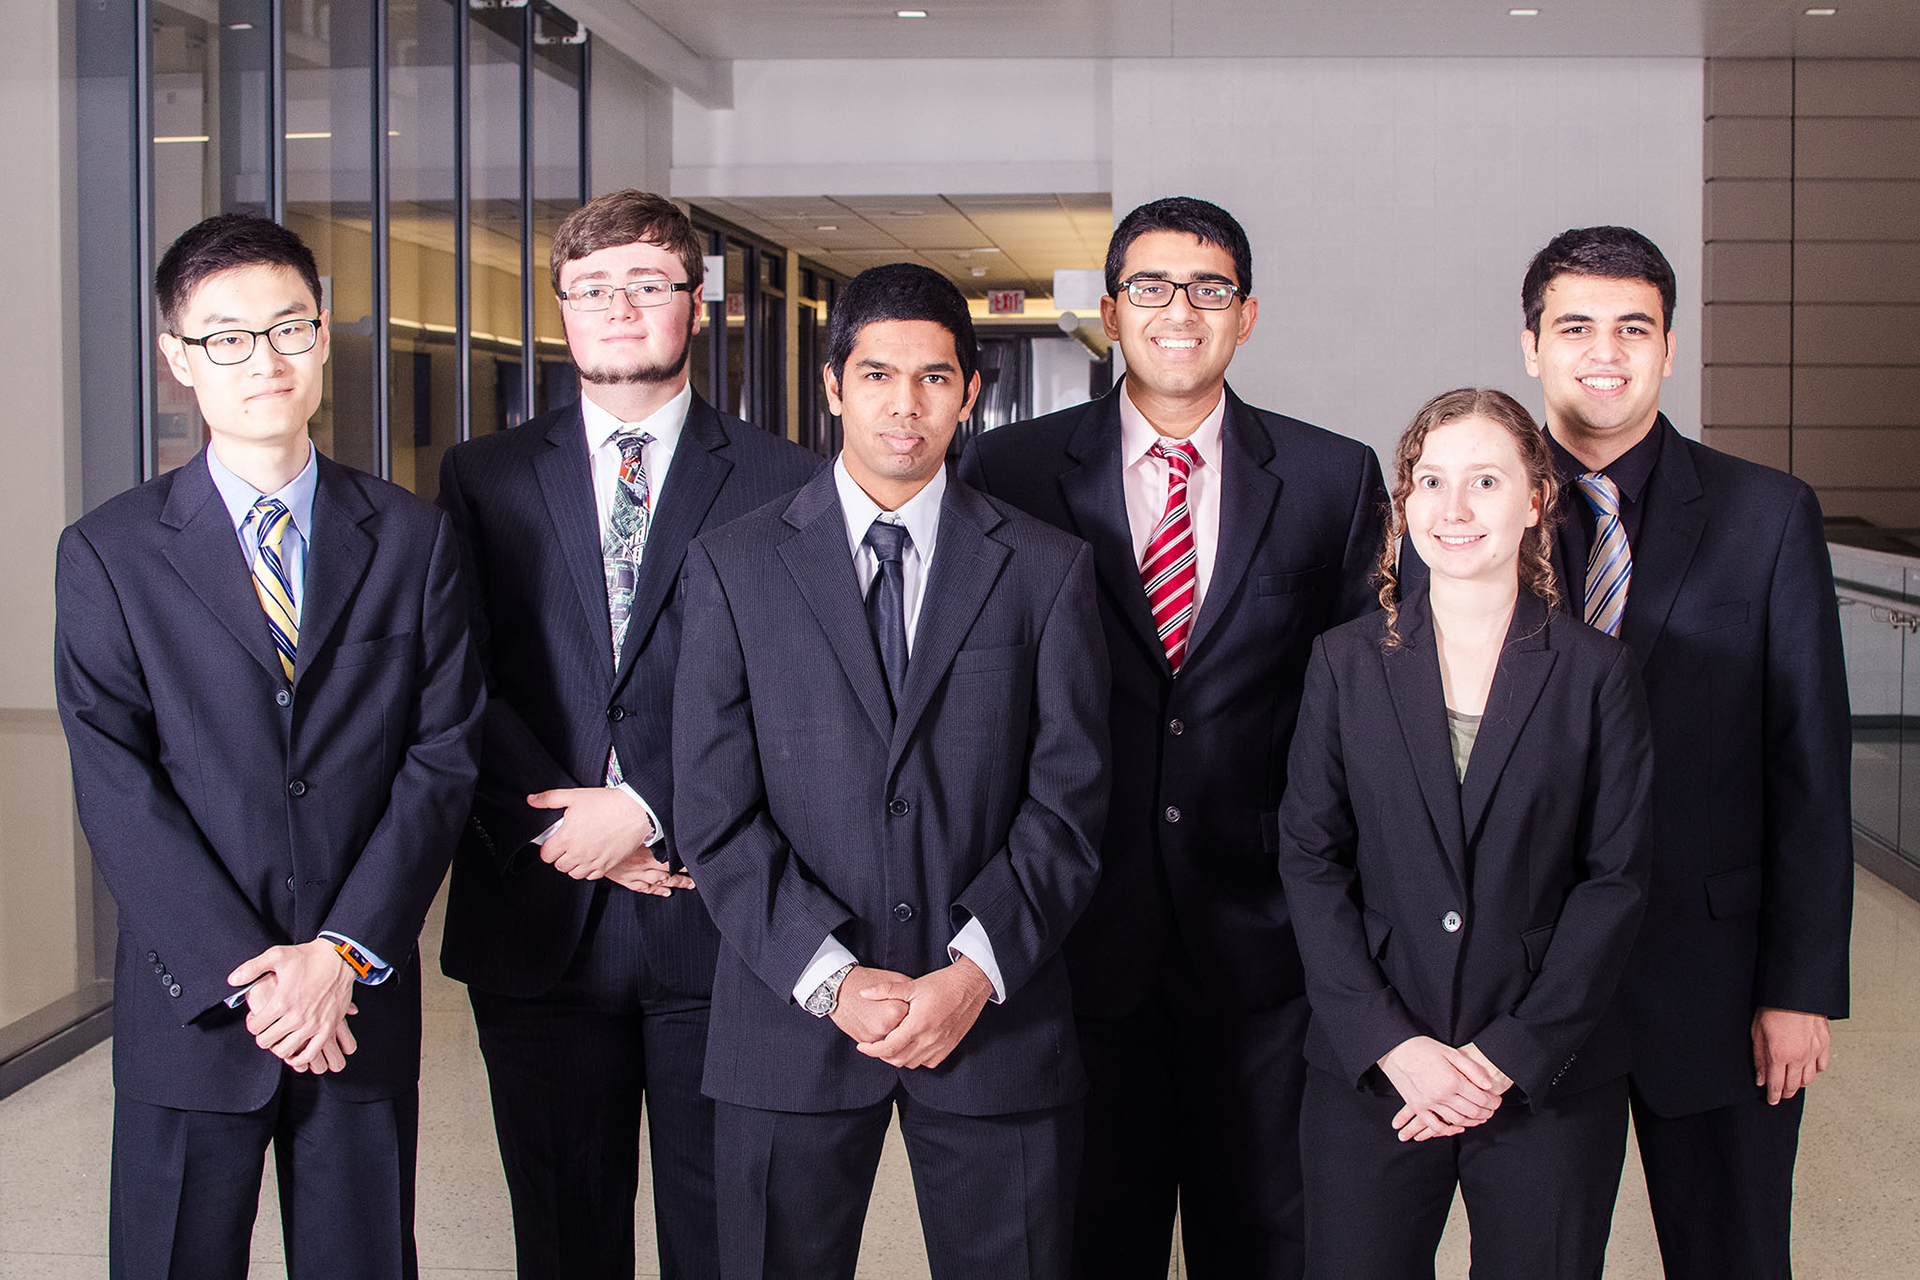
[804, 962, 857, 1018]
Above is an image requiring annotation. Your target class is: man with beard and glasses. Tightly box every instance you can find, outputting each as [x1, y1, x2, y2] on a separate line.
[438, 190, 820, 1280]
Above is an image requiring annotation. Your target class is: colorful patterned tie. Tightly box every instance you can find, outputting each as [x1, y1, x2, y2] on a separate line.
[603, 429, 653, 785]
[244, 497, 299, 682]
[1141, 440, 1201, 673]
[1577, 473, 1631, 638]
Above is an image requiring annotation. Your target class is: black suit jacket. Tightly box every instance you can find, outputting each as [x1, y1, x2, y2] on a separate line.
[959, 383, 1385, 1015]
[1552, 416, 1853, 1116]
[673, 467, 1110, 1117]
[54, 449, 483, 1111]
[1277, 588, 1652, 1105]
[437, 394, 820, 998]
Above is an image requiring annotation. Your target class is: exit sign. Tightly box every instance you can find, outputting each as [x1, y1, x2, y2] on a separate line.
[987, 289, 1026, 315]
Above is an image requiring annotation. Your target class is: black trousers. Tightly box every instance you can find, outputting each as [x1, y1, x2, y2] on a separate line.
[1299, 1066, 1628, 1280]
[1072, 988, 1312, 1280]
[713, 1088, 1081, 1280]
[1631, 1083, 1805, 1280]
[469, 882, 717, 1280]
[109, 1069, 419, 1280]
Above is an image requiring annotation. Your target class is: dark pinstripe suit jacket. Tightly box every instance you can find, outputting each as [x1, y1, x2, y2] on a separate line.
[438, 394, 820, 998]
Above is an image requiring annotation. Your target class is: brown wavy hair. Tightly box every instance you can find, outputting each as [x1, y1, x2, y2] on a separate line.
[1377, 387, 1560, 647]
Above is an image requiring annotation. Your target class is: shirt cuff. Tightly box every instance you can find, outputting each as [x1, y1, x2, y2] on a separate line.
[319, 932, 394, 985]
[948, 917, 1006, 1004]
[613, 782, 662, 845]
[793, 935, 859, 1005]
[224, 982, 256, 1009]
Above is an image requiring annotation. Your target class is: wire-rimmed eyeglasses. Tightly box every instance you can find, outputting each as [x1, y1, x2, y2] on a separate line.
[558, 280, 698, 312]
[176, 318, 322, 366]
[1118, 276, 1243, 310]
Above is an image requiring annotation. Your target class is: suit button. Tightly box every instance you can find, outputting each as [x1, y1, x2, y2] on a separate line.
[1441, 910, 1463, 933]
[892, 902, 914, 922]
[169, 984, 181, 998]
[147, 950, 158, 964]
[287, 779, 307, 797]
[275, 689, 291, 707]
[608, 706, 626, 722]
[1164, 806, 1182, 824]
[1168, 718, 1184, 736]
[286, 875, 296, 892]
[888, 798, 910, 817]
[161, 972, 172, 984]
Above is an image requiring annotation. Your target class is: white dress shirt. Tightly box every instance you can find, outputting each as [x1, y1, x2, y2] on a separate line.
[1118, 378, 1226, 611]
[791, 458, 1007, 1008]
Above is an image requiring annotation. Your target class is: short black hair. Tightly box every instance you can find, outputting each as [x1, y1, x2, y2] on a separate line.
[1104, 196, 1253, 300]
[827, 263, 978, 388]
[1521, 226, 1676, 336]
[156, 213, 323, 335]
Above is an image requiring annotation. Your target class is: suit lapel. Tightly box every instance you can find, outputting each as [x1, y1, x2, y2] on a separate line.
[1057, 388, 1169, 676]
[778, 470, 895, 745]
[1459, 593, 1557, 851]
[1381, 591, 1470, 891]
[613, 397, 733, 689]
[533, 406, 613, 670]
[161, 452, 284, 681]
[295, 455, 375, 682]
[1186, 389, 1280, 666]
[887, 480, 1011, 775]
[1620, 418, 1705, 669]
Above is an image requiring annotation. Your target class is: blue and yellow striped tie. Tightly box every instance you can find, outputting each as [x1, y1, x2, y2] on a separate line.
[245, 497, 300, 681]
[1576, 473, 1631, 638]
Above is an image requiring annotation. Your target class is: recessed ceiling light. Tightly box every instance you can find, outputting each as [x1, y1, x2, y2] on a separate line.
[971, 267, 987, 277]
[227, 21, 254, 30]
[816, 225, 838, 232]
[1509, 7, 1540, 15]
[1804, 6, 1836, 14]
[897, 9, 929, 18]
[889, 209, 926, 217]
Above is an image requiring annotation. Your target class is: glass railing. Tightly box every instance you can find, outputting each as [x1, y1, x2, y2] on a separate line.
[1830, 526, 1920, 903]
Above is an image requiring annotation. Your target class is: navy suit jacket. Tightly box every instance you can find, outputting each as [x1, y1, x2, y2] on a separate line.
[959, 383, 1385, 1015]
[673, 466, 1110, 1117]
[1278, 587, 1653, 1106]
[54, 448, 483, 1112]
[1551, 416, 1853, 1117]
[437, 394, 820, 998]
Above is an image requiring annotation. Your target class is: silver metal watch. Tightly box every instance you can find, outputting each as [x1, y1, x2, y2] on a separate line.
[803, 962, 857, 1018]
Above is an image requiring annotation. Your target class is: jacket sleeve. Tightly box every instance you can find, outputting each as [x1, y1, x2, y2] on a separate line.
[951, 542, 1110, 999]
[672, 539, 858, 1000]
[54, 524, 282, 1021]
[1335, 446, 1389, 625]
[1276, 637, 1426, 1083]
[1470, 644, 1654, 1104]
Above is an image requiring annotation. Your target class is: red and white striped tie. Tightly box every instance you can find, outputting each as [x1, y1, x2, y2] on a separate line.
[1141, 440, 1201, 672]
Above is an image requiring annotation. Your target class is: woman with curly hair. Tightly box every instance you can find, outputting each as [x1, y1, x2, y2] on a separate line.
[1277, 387, 1654, 1278]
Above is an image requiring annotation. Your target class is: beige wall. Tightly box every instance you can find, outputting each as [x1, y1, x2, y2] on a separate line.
[1704, 59, 1920, 528]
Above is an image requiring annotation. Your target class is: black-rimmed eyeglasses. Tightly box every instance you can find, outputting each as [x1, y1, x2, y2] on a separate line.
[1119, 277, 1242, 310]
[176, 318, 322, 366]
[558, 280, 698, 312]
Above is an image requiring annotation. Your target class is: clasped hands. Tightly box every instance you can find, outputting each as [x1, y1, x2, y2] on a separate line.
[828, 957, 995, 1070]
[228, 938, 360, 1074]
[529, 786, 695, 896]
[1377, 1036, 1514, 1143]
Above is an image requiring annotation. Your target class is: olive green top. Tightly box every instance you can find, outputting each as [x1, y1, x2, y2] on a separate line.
[1447, 707, 1482, 784]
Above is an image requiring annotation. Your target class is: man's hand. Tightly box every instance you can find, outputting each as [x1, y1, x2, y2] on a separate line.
[230, 940, 358, 1071]
[1752, 1007, 1832, 1104]
[827, 966, 912, 1044]
[854, 957, 994, 1070]
[529, 787, 656, 881]
[1379, 1036, 1504, 1140]
[604, 847, 696, 897]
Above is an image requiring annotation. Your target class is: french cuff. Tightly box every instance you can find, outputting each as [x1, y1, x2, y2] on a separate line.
[319, 932, 394, 985]
[948, 917, 1006, 1004]
[613, 782, 662, 845]
[793, 935, 859, 1006]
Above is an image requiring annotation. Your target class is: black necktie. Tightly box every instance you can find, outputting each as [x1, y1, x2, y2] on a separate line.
[863, 519, 911, 708]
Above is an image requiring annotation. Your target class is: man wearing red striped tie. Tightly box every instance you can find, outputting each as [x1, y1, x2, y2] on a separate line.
[961, 196, 1386, 1280]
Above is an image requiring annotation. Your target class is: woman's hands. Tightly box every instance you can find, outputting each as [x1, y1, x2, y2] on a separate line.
[1378, 1036, 1513, 1142]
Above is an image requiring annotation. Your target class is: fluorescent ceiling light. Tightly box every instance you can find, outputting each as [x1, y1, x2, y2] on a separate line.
[897, 10, 929, 17]
[1804, 7, 1837, 14]
[1509, 7, 1540, 15]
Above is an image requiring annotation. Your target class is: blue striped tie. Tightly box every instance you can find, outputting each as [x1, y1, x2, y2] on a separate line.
[1576, 473, 1631, 638]
[244, 497, 299, 681]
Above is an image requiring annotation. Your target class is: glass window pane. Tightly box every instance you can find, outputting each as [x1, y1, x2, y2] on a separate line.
[724, 240, 748, 421]
[468, 5, 525, 436]
[531, 5, 583, 418]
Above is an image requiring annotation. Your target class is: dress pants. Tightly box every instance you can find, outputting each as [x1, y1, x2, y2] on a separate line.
[1631, 1083, 1805, 1279]
[109, 1068, 419, 1280]
[469, 881, 717, 1280]
[1072, 985, 1312, 1280]
[713, 1087, 1081, 1280]
[1299, 1066, 1628, 1280]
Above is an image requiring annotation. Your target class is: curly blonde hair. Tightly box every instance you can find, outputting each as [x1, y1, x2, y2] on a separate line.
[1376, 388, 1561, 647]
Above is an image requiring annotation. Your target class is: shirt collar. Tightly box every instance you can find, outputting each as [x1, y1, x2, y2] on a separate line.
[1546, 414, 1665, 505]
[1118, 376, 1226, 471]
[206, 440, 319, 542]
[834, 455, 947, 565]
[578, 382, 693, 455]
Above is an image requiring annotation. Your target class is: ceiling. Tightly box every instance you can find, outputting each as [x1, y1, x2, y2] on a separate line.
[616, 0, 1920, 61]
